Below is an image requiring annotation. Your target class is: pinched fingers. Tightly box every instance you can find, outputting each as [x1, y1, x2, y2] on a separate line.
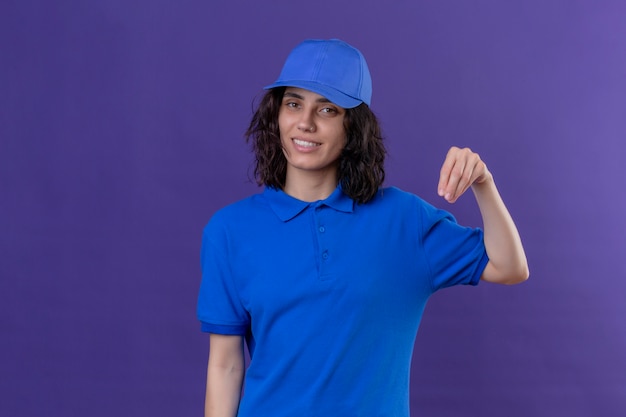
[438, 147, 487, 203]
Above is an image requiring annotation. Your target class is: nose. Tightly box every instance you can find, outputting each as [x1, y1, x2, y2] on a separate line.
[297, 110, 316, 132]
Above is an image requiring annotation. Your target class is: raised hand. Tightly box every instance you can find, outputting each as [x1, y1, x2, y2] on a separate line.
[437, 146, 493, 203]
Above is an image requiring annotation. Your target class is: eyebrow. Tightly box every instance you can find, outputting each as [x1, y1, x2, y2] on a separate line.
[283, 91, 333, 104]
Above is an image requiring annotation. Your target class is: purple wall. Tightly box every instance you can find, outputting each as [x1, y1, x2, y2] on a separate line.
[2, 1, 625, 416]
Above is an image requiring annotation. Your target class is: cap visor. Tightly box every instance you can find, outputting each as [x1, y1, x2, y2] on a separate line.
[264, 80, 362, 109]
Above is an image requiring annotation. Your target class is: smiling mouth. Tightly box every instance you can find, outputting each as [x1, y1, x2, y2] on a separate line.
[293, 139, 321, 148]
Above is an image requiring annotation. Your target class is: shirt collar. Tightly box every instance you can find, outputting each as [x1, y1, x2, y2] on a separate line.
[264, 185, 355, 222]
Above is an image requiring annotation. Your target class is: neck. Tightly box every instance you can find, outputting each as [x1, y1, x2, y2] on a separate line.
[283, 167, 338, 202]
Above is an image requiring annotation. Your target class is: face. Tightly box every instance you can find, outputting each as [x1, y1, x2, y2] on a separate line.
[278, 87, 347, 180]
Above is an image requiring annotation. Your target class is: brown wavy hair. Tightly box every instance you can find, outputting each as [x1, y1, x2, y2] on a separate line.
[245, 87, 386, 204]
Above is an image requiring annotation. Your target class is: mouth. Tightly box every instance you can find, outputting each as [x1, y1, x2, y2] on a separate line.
[293, 138, 321, 148]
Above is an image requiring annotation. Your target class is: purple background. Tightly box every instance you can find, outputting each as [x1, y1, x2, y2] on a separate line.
[2, 0, 625, 416]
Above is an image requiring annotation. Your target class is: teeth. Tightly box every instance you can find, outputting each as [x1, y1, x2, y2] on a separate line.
[293, 139, 320, 148]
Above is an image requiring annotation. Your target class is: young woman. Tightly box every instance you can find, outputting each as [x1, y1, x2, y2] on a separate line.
[197, 38, 528, 417]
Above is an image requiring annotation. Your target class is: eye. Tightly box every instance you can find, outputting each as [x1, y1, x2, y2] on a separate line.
[283, 101, 300, 109]
[320, 107, 338, 114]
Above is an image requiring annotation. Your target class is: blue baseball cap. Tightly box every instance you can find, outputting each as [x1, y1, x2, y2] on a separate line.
[264, 39, 372, 109]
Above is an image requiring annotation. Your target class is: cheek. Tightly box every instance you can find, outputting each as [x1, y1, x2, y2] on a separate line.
[277, 124, 290, 153]
[277, 111, 287, 132]
[336, 126, 348, 149]
[337, 118, 348, 148]
[278, 134, 289, 154]
[277, 118, 287, 143]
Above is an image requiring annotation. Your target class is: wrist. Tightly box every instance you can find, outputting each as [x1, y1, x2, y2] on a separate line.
[472, 171, 494, 190]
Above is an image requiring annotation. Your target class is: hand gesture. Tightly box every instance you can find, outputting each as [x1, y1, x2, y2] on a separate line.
[437, 147, 492, 203]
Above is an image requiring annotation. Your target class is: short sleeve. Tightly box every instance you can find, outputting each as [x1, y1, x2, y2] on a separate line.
[196, 220, 250, 335]
[420, 204, 489, 292]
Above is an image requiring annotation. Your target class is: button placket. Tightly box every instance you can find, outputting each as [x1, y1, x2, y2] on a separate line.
[319, 221, 329, 263]
[315, 206, 332, 278]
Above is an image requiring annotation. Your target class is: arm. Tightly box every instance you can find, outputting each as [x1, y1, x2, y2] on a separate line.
[437, 147, 529, 284]
[205, 333, 245, 417]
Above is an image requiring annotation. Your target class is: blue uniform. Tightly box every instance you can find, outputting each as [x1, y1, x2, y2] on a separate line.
[197, 185, 488, 417]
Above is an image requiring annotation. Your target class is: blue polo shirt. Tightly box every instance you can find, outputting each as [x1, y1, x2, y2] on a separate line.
[197, 185, 488, 417]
